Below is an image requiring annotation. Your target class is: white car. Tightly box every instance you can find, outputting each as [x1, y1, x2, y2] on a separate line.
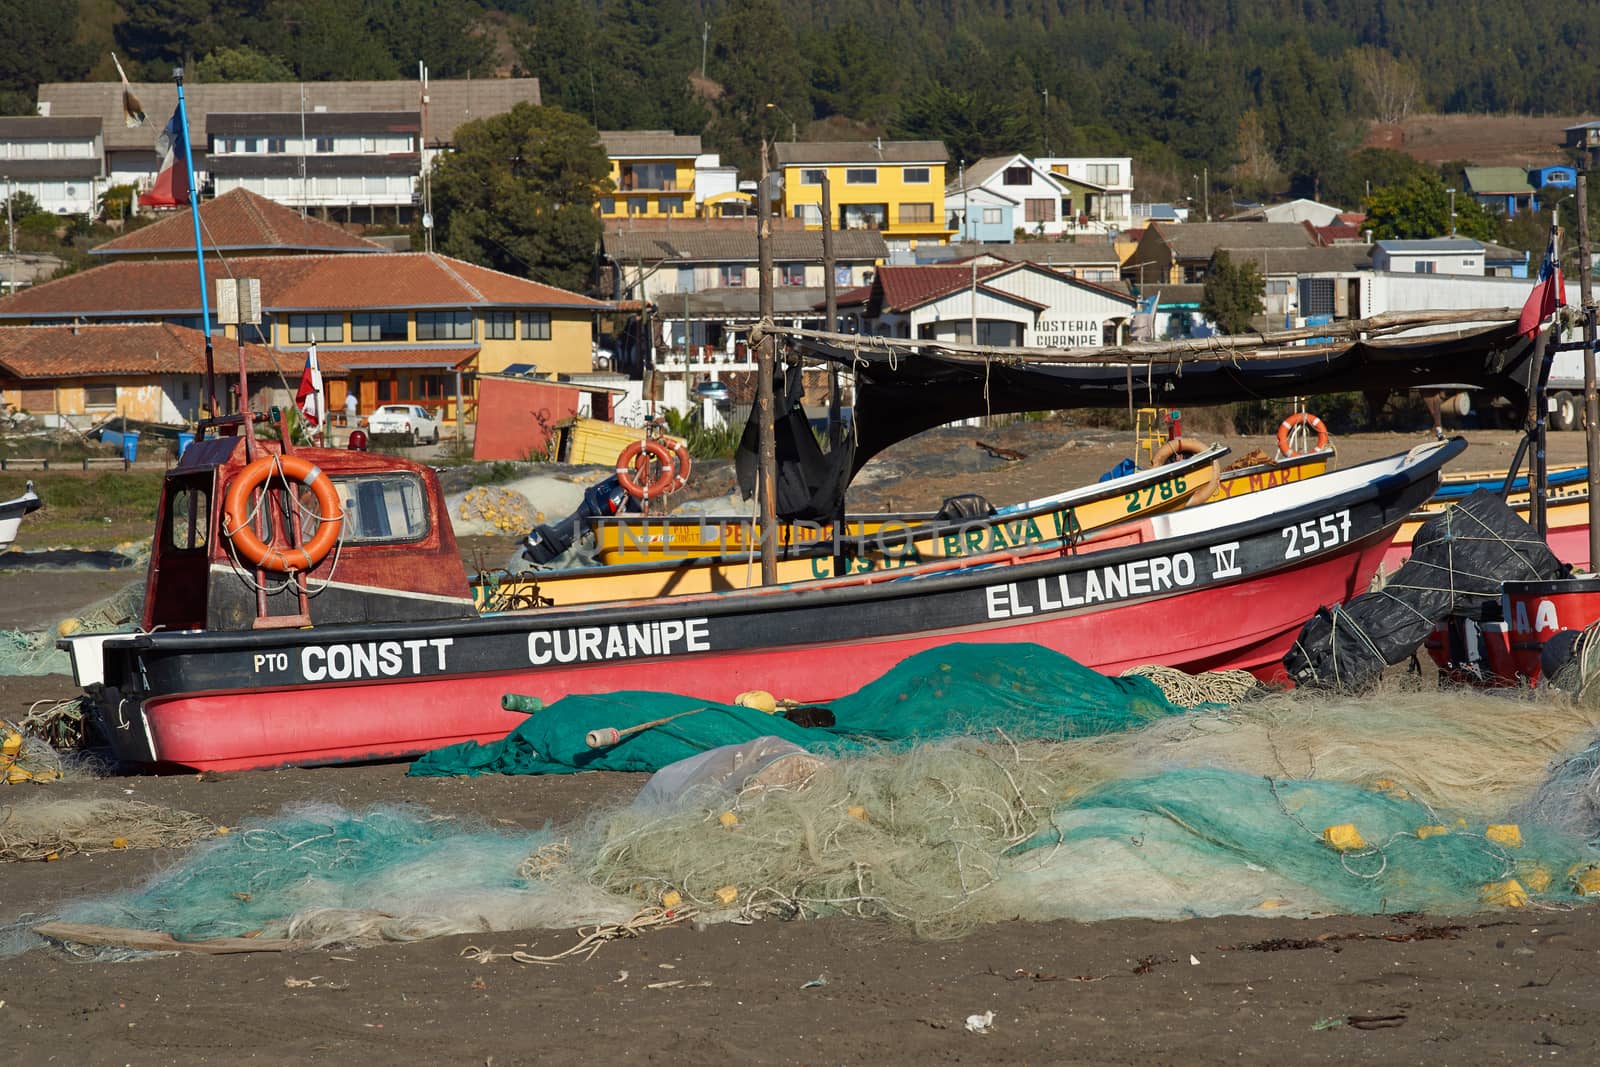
[366, 404, 440, 444]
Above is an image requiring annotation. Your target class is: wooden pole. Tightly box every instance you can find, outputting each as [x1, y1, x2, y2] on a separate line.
[1579, 174, 1599, 567]
[756, 138, 778, 585]
[822, 174, 839, 447]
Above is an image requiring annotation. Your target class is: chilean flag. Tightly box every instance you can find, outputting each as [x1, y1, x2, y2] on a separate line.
[295, 345, 324, 428]
[137, 105, 192, 208]
[1517, 230, 1565, 338]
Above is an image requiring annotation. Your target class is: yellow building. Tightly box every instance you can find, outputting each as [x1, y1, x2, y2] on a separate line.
[773, 140, 957, 248]
[0, 253, 610, 423]
[598, 131, 747, 220]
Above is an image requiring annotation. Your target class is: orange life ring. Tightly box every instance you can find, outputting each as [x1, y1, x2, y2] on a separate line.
[1152, 438, 1206, 465]
[615, 440, 676, 500]
[223, 454, 343, 573]
[667, 441, 693, 492]
[1276, 412, 1329, 456]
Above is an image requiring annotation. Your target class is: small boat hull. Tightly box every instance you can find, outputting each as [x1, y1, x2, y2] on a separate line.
[0, 482, 42, 552]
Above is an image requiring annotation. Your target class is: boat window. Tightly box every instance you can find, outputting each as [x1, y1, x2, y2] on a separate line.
[325, 473, 430, 544]
[167, 486, 209, 551]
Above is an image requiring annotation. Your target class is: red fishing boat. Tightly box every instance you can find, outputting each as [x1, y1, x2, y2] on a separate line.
[61, 438, 1461, 771]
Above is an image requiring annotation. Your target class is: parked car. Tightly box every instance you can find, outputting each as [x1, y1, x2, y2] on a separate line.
[366, 404, 440, 444]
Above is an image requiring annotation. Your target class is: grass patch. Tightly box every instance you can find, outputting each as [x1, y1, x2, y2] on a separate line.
[0, 470, 165, 548]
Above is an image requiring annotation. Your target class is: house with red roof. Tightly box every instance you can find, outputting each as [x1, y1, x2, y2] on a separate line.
[0, 251, 610, 419]
[90, 189, 388, 260]
[0, 322, 302, 428]
[843, 262, 1136, 347]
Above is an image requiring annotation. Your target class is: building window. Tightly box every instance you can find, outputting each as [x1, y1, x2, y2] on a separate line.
[719, 265, 746, 287]
[628, 198, 646, 215]
[982, 207, 1003, 225]
[314, 135, 334, 153]
[661, 196, 684, 215]
[793, 204, 822, 225]
[799, 169, 825, 185]
[350, 312, 409, 342]
[899, 202, 934, 224]
[83, 383, 116, 407]
[599, 197, 615, 213]
[1085, 163, 1120, 185]
[840, 203, 887, 230]
[416, 310, 472, 340]
[845, 168, 876, 185]
[484, 310, 515, 339]
[1003, 165, 1031, 186]
[523, 311, 551, 340]
[781, 263, 806, 286]
[903, 167, 930, 183]
[1266, 279, 1291, 295]
[266, 136, 286, 153]
[1025, 198, 1057, 222]
[287, 313, 342, 344]
[1413, 261, 1436, 274]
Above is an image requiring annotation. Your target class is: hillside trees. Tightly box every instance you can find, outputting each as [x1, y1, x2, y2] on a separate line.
[1362, 175, 1497, 242]
[1201, 251, 1265, 335]
[429, 103, 611, 291]
[0, 0, 92, 114]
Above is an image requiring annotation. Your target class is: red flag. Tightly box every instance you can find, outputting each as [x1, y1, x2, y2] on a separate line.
[138, 105, 191, 208]
[295, 346, 324, 428]
[1517, 231, 1565, 338]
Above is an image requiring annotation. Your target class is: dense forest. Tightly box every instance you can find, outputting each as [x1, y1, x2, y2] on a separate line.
[4, 0, 1599, 208]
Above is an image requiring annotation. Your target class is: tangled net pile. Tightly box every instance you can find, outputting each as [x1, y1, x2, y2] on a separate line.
[0, 798, 213, 862]
[0, 580, 144, 677]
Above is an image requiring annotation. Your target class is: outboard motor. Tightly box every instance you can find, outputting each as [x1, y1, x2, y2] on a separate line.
[514, 474, 640, 567]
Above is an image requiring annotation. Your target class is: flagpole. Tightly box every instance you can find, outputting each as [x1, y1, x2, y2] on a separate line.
[173, 68, 216, 421]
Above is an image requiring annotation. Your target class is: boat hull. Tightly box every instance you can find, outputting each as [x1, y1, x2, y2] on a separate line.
[75, 443, 1453, 772]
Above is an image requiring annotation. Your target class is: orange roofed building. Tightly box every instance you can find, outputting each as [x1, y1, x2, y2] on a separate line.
[0, 322, 310, 428]
[0, 251, 610, 419]
[91, 188, 388, 260]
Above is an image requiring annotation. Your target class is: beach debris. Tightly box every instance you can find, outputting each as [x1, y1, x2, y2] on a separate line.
[1315, 1013, 1407, 1031]
[964, 1010, 996, 1034]
[975, 440, 1026, 461]
[1, 798, 212, 861]
[1189, 954, 1201, 966]
[800, 976, 828, 989]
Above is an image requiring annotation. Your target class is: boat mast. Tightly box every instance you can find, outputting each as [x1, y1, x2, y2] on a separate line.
[173, 69, 216, 421]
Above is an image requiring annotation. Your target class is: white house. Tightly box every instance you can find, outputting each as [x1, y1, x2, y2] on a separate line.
[0, 116, 104, 216]
[865, 262, 1136, 347]
[1232, 198, 1346, 226]
[1371, 239, 1485, 277]
[956, 155, 1073, 237]
[1035, 156, 1135, 234]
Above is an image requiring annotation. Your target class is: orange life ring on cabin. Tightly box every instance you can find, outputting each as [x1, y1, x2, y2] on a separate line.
[667, 441, 693, 492]
[1276, 412, 1329, 457]
[615, 440, 676, 500]
[223, 454, 343, 573]
[1152, 438, 1207, 465]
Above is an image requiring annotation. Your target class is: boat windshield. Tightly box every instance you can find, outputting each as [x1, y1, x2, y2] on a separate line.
[288, 472, 430, 545]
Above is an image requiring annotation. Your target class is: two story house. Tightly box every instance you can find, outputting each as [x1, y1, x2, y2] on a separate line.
[0, 116, 105, 216]
[598, 131, 743, 220]
[1035, 156, 1135, 234]
[773, 140, 955, 255]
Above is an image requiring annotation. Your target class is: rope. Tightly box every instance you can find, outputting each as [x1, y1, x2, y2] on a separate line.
[1120, 664, 1262, 706]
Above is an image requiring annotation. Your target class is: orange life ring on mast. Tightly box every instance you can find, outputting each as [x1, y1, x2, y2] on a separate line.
[223, 454, 343, 573]
[1276, 412, 1329, 456]
[1152, 438, 1206, 465]
[615, 439, 676, 500]
[667, 441, 693, 492]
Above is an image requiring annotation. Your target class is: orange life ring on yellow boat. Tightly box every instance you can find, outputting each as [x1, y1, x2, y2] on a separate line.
[1276, 412, 1329, 456]
[1152, 438, 1206, 465]
[667, 441, 693, 492]
[615, 439, 676, 500]
[223, 454, 343, 573]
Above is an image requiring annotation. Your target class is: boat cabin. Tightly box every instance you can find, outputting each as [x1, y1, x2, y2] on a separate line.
[145, 436, 476, 632]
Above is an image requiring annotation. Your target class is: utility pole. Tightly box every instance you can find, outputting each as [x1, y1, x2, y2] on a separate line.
[969, 257, 978, 344]
[1041, 89, 1050, 156]
[1202, 165, 1209, 223]
[756, 138, 778, 584]
[701, 22, 710, 78]
[822, 173, 839, 447]
[1578, 174, 1598, 567]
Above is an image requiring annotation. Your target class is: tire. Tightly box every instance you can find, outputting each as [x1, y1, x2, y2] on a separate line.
[1552, 391, 1579, 432]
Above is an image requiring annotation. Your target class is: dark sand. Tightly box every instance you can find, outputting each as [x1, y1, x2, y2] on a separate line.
[3, 427, 1598, 1064]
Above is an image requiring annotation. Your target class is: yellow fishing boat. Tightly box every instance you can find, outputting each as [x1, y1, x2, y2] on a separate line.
[1384, 464, 1590, 572]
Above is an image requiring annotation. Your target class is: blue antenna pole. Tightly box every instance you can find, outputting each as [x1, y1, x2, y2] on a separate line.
[173, 68, 216, 420]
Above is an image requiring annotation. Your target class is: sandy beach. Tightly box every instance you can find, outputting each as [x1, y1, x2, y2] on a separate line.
[3, 423, 1599, 1064]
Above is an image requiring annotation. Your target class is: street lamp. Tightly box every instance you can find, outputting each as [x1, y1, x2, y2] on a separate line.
[764, 102, 797, 142]
[1446, 187, 1456, 235]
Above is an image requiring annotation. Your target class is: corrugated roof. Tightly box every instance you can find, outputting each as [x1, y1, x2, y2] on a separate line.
[0, 116, 101, 139]
[944, 241, 1119, 265]
[38, 79, 539, 151]
[1375, 239, 1484, 253]
[774, 140, 948, 166]
[324, 347, 477, 369]
[1154, 221, 1318, 259]
[0, 321, 284, 378]
[1221, 245, 1373, 274]
[874, 264, 1011, 312]
[603, 226, 887, 263]
[599, 130, 702, 157]
[0, 252, 608, 318]
[92, 189, 388, 256]
[1464, 166, 1535, 194]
